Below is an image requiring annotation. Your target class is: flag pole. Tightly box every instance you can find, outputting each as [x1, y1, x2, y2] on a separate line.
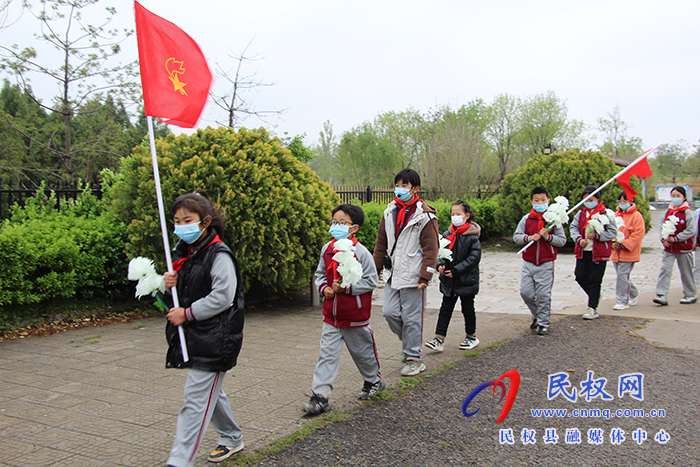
[147, 116, 189, 362]
[516, 147, 658, 256]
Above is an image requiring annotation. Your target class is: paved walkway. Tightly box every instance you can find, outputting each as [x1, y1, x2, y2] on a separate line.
[1, 210, 698, 466]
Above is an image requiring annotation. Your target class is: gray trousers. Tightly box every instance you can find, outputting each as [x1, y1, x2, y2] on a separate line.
[519, 261, 554, 328]
[312, 322, 380, 399]
[656, 251, 696, 297]
[695, 248, 700, 288]
[383, 279, 425, 359]
[614, 262, 639, 305]
[168, 369, 243, 467]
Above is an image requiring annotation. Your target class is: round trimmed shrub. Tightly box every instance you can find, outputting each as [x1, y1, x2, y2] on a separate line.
[108, 127, 340, 295]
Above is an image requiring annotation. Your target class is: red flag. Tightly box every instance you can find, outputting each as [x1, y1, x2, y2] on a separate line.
[616, 152, 653, 201]
[134, 2, 212, 128]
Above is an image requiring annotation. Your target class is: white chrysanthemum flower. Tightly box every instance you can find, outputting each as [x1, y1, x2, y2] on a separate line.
[554, 196, 570, 209]
[332, 245, 363, 288]
[334, 238, 355, 252]
[615, 217, 626, 228]
[661, 215, 679, 239]
[438, 236, 453, 261]
[587, 218, 604, 234]
[128, 257, 156, 281]
[616, 231, 626, 243]
[593, 212, 610, 226]
[543, 197, 570, 228]
[129, 256, 166, 298]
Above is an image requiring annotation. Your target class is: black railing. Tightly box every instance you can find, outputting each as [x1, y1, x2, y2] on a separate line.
[334, 186, 499, 204]
[0, 184, 102, 220]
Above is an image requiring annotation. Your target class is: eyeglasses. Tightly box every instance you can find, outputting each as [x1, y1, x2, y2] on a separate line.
[330, 221, 353, 226]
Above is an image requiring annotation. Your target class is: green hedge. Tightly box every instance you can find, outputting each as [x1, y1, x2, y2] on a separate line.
[351, 197, 508, 249]
[0, 186, 128, 328]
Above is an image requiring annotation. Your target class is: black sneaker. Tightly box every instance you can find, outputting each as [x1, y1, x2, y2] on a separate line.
[302, 393, 330, 416]
[530, 318, 538, 331]
[207, 442, 244, 463]
[358, 379, 386, 400]
[537, 325, 549, 336]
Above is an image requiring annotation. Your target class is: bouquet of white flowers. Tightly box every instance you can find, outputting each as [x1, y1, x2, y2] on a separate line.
[438, 236, 454, 262]
[586, 209, 615, 235]
[128, 257, 168, 311]
[615, 217, 626, 243]
[542, 196, 570, 229]
[661, 215, 679, 239]
[332, 239, 363, 288]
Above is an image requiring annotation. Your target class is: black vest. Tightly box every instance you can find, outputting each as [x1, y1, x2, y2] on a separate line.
[166, 230, 244, 372]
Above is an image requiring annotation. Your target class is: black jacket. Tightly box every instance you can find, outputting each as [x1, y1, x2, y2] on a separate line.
[439, 223, 481, 297]
[166, 229, 244, 372]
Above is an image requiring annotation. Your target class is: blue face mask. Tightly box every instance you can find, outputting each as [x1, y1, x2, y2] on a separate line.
[619, 203, 631, 211]
[174, 222, 203, 244]
[584, 201, 598, 209]
[671, 197, 684, 206]
[394, 187, 412, 202]
[533, 203, 548, 213]
[329, 224, 352, 240]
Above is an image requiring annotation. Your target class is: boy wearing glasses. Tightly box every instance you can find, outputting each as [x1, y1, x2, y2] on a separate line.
[303, 204, 382, 416]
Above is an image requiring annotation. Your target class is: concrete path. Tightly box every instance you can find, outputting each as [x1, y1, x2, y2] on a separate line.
[0, 210, 698, 466]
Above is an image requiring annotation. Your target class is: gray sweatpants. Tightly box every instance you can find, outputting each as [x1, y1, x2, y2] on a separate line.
[519, 261, 554, 328]
[168, 369, 243, 467]
[312, 322, 380, 399]
[614, 262, 639, 305]
[656, 251, 696, 298]
[695, 248, 700, 288]
[383, 279, 425, 359]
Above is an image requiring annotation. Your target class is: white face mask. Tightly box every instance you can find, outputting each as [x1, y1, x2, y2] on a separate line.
[452, 215, 467, 227]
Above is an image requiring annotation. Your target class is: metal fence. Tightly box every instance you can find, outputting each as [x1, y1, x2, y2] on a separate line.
[333, 185, 499, 204]
[0, 184, 102, 220]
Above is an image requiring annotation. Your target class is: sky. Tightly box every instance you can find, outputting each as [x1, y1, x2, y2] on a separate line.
[2, 0, 699, 152]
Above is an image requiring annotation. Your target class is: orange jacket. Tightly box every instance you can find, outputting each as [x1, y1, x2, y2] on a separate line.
[611, 205, 645, 263]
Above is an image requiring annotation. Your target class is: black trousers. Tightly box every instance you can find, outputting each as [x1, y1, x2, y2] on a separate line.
[575, 251, 607, 309]
[435, 294, 476, 337]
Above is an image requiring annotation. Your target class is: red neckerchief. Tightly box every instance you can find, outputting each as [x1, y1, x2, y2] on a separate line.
[529, 209, 546, 232]
[445, 223, 471, 249]
[616, 204, 638, 217]
[579, 203, 606, 234]
[394, 196, 421, 237]
[172, 234, 223, 272]
[665, 202, 690, 221]
[328, 237, 358, 282]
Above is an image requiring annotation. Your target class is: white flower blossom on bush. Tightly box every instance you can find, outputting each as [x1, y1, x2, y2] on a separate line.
[332, 239, 363, 288]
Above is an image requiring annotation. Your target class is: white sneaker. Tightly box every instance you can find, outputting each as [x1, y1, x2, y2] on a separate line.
[612, 303, 629, 310]
[628, 297, 638, 306]
[401, 359, 426, 376]
[582, 307, 599, 320]
[459, 336, 480, 350]
[425, 337, 444, 352]
[680, 296, 698, 304]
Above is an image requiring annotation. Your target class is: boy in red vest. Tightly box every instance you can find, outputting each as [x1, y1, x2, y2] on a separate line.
[514, 187, 566, 336]
[303, 204, 382, 416]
